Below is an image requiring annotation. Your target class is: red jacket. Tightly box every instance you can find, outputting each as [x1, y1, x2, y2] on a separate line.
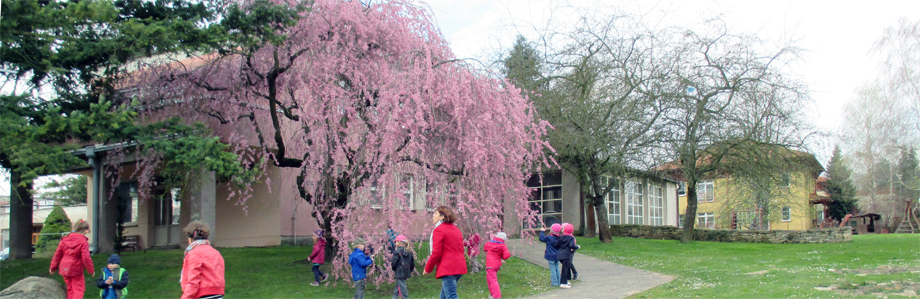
[424, 222, 468, 278]
[181, 244, 225, 299]
[309, 238, 326, 264]
[483, 237, 510, 269]
[49, 233, 94, 277]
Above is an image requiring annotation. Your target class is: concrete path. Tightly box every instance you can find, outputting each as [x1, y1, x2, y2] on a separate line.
[506, 239, 675, 299]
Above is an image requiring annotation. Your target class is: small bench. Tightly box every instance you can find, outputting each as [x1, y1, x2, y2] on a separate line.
[120, 235, 140, 252]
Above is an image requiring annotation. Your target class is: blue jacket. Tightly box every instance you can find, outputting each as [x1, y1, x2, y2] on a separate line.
[539, 232, 559, 261]
[554, 235, 578, 260]
[349, 248, 374, 281]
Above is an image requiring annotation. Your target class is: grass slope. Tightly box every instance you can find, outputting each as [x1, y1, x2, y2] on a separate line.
[2, 245, 551, 298]
[576, 234, 920, 298]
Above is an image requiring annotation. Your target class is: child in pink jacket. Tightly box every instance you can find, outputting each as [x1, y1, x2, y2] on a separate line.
[483, 232, 511, 299]
[50, 220, 95, 299]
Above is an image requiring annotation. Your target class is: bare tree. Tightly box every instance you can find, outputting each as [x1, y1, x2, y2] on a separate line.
[653, 21, 812, 243]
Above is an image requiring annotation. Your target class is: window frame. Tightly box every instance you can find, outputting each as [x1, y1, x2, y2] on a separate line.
[649, 185, 664, 226]
[697, 212, 715, 228]
[526, 171, 564, 228]
[782, 206, 792, 222]
[626, 180, 644, 224]
[603, 176, 621, 225]
[697, 180, 714, 202]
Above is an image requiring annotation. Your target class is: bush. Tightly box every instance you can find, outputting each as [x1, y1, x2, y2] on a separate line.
[35, 205, 72, 253]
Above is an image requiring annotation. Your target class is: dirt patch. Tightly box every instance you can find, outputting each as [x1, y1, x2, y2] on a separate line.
[817, 266, 920, 297]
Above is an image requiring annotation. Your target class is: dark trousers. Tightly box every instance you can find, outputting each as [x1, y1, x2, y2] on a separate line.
[560, 258, 574, 285]
[393, 278, 409, 299]
[312, 264, 325, 283]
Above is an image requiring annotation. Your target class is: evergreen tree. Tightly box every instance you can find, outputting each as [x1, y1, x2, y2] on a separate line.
[897, 147, 919, 200]
[826, 145, 858, 221]
[35, 205, 72, 253]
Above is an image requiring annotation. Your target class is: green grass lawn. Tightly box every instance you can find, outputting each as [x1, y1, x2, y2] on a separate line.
[576, 233, 920, 298]
[1, 244, 551, 298]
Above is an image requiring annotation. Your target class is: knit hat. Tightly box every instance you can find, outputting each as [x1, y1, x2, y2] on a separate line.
[495, 232, 508, 241]
[313, 229, 324, 238]
[394, 235, 408, 243]
[107, 254, 121, 265]
[550, 223, 562, 234]
[562, 223, 574, 235]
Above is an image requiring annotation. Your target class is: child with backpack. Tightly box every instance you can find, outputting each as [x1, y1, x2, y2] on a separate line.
[390, 235, 415, 299]
[308, 229, 329, 286]
[555, 223, 580, 289]
[484, 232, 511, 299]
[539, 223, 562, 287]
[96, 254, 130, 299]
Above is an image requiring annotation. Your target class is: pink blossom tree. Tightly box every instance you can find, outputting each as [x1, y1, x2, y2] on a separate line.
[129, 0, 550, 281]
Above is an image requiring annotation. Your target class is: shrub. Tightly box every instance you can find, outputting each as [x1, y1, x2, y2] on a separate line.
[35, 205, 72, 253]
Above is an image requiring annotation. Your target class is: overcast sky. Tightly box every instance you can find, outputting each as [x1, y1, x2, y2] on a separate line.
[2, 0, 916, 196]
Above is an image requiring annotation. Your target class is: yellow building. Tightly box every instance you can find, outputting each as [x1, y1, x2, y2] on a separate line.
[676, 153, 825, 231]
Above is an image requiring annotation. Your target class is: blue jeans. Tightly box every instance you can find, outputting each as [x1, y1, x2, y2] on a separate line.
[439, 274, 462, 299]
[548, 260, 560, 286]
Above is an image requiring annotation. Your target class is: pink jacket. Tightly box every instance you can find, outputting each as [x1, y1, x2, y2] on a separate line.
[49, 233, 94, 277]
[483, 237, 510, 269]
[181, 244, 225, 299]
[309, 238, 326, 264]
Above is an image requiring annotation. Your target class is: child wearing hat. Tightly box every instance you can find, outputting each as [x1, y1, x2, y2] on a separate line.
[390, 235, 414, 299]
[539, 223, 562, 286]
[554, 223, 580, 289]
[96, 254, 129, 299]
[484, 232, 511, 298]
[308, 229, 329, 286]
[349, 238, 374, 299]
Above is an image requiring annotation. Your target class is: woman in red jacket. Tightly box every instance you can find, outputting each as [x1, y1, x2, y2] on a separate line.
[50, 220, 95, 299]
[181, 221, 225, 299]
[423, 206, 468, 299]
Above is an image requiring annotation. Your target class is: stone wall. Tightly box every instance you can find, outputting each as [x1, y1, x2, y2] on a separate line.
[609, 225, 852, 243]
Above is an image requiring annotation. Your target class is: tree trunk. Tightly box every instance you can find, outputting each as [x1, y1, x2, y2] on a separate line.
[9, 171, 34, 259]
[592, 197, 613, 243]
[584, 195, 597, 238]
[681, 181, 698, 243]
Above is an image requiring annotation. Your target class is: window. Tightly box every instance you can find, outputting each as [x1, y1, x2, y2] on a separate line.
[117, 181, 139, 224]
[782, 206, 791, 221]
[155, 188, 181, 226]
[780, 174, 791, 188]
[697, 212, 715, 228]
[626, 180, 644, 224]
[526, 171, 563, 228]
[697, 180, 714, 202]
[368, 179, 383, 208]
[425, 181, 455, 211]
[734, 210, 757, 230]
[678, 214, 685, 228]
[649, 185, 664, 226]
[363, 176, 415, 210]
[602, 176, 620, 225]
[677, 182, 686, 196]
[399, 176, 414, 210]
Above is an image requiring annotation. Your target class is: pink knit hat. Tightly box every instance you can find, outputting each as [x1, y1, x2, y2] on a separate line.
[394, 235, 408, 243]
[550, 223, 562, 235]
[562, 223, 574, 235]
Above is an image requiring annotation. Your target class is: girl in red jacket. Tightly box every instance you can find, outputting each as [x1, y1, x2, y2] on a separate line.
[484, 232, 511, 299]
[423, 206, 468, 299]
[181, 221, 225, 299]
[308, 229, 329, 286]
[50, 220, 95, 299]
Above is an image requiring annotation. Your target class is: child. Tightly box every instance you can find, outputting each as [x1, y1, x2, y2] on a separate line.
[50, 220, 95, 299]
[349, 238, 374, 299]
[539, 223, 562, 287]
[484, 232, 511, 299]
[96, 254, 129, 299]
[390, 235, 415, 299]
[554, 223, 580, 289]
[308, 229, 329, 286]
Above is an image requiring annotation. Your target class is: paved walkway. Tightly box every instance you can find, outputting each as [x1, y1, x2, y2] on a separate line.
[506, 239, 675, 299]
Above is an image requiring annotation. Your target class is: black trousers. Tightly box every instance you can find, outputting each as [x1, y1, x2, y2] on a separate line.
[560, 258, 574, 285]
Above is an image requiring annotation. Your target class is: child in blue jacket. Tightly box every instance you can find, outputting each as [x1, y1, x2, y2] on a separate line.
[539, 223, 562, 287]
[349, 238, 374, 299]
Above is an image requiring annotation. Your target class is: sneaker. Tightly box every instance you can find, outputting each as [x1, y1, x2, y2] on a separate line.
[310, 282, 319, 286]
[560, 284, 571, 289]
[573, 274, 579, 281]
[321, 274, 329, 283]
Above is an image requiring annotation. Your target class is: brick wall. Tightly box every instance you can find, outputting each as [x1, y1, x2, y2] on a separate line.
[609, 225, 852, 243]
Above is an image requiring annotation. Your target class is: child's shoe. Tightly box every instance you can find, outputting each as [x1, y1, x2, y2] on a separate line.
[310, 282, 320, 286]
[560, 284, 571, 289]
[573, 274, 579, 281]
[321, 274, 329, 282]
